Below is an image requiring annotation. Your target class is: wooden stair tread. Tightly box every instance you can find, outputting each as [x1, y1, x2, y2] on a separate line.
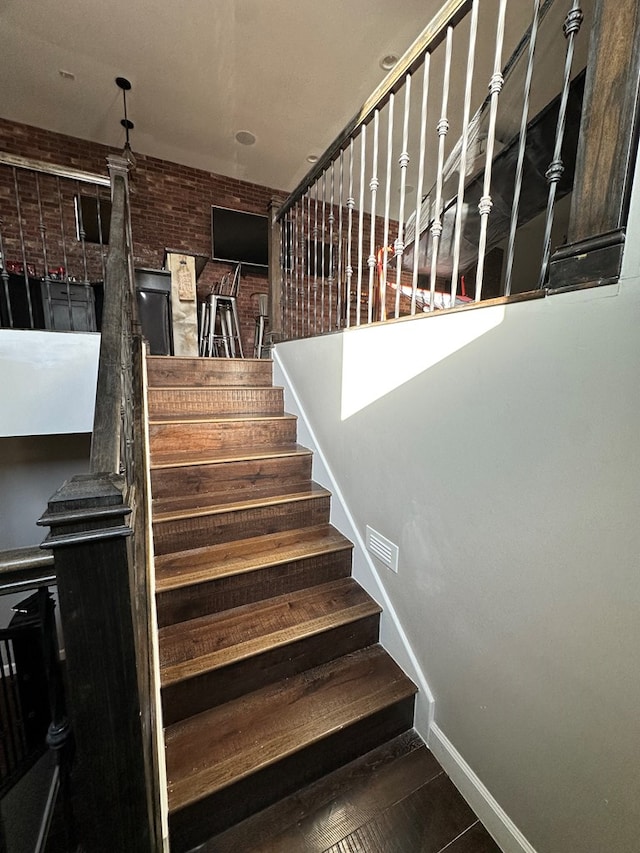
[155, 524, 352, 592]
[149, 384, 284, 392]
[165, 645, 416, 813]
[153, 479, 316, 515]
[150, 444, 311, 470]
[159, 578, 380, 686]
[149, 413, 295, 425]
[153, 482, 331, 524]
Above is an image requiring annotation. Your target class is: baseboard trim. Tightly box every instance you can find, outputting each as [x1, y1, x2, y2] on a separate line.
[428, 723, 538, 853]
[273, 348, 434, 734]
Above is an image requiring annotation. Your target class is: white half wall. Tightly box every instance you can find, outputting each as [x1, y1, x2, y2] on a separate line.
[0, 329, 100, 437]
[273, 271, 640, 853]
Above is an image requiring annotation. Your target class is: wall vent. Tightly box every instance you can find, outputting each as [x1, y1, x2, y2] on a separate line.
[365, 525, 399, 573]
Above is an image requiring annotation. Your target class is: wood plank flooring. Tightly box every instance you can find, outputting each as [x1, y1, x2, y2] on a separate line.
[203, 730, 500, 853]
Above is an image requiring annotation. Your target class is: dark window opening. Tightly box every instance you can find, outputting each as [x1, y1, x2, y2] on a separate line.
[75, 195, 112, 245]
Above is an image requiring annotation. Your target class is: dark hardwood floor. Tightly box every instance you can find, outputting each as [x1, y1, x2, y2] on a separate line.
[202, 730, 500, 853]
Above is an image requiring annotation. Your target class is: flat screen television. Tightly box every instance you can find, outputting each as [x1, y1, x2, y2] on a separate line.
[211, 206, 269, 268]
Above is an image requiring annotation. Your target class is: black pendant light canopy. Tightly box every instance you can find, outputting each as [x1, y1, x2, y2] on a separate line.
[115, 76, 135, 164]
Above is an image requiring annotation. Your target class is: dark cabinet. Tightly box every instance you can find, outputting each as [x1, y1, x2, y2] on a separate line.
[0, 273, 97, 331]
[135, 268, 173, 355]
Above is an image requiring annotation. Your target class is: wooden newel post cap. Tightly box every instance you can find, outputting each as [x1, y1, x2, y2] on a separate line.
[38, 472, 132, 548]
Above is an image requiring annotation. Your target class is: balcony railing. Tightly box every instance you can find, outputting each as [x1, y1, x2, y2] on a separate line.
[272, 0, 640, 341]
[0, 153, 110, 332]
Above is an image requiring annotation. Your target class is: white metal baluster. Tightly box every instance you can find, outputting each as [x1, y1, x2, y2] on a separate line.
[281, 210, 288, 339]
[328, 161, 335, 330]
[538, 0, 583, 288]
[381, 93, 395, 322]
[313, 181, 319, 332]
[296, 193, 307, 337]
[450, 0, 480, 305]
[306, 190, 312, 336]
[337, 149, 344, 329]
[411, 53, 432, 316]
[367, 110, 380, 324]
[288, 209, 294, 338]
[356, 127, 367, 326]
[12, 168, 35, 328]
[0, 219, 13, 327]
[321, 170, 327, 332]
[475, 0, 508, 302]
[504, 0, 542, 296]
[293, 203, 300, 339]
[75, 179, 94, 330]
[35, 174, 53, 327]
[95, 185, 107, 287]
[345, 139, 355, 329]
[395, 78, 412, 318]
[430, 27, 454, 311]
[55, 177, 73, 330]
[75, 181, 90, 285]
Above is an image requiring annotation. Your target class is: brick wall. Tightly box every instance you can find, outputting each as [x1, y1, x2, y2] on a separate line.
[0, 118, 282, 355]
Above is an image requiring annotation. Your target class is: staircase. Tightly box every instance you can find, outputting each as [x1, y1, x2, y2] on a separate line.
[146, 356, 418, 853]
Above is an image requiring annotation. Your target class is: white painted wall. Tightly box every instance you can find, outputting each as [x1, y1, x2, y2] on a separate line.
[0, 330, 99, 437]
[0, 434, 91, 550]
[273, 252, 640, 850]
[0, 432, 90, 636]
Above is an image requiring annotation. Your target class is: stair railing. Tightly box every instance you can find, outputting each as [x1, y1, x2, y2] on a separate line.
[272, 0, 640, 341]
[38, 155, 165, 852]
[0, 548, 68, 853]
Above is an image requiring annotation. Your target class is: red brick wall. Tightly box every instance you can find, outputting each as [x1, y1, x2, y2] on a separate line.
[0, 118, 282, 355]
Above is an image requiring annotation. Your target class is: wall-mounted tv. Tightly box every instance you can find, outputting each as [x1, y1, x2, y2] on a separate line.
[211, 206, 269, 268]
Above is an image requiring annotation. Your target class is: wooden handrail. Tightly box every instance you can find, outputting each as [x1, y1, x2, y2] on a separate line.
[0, 152, 110, 186]
[0, 545, 55, 593]
[90, 156, 131, 474]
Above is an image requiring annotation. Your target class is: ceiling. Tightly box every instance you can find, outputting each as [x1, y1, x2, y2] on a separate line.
[0, 0, 441, 192]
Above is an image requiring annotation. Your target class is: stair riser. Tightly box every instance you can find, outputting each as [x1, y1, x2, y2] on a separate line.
[168, 696, 415, 853]
[151, 453, 312, 502]
[153, 496, 331, 556]
[149, 418, 297, 456]
[162, 615, 380, 725]
[148, 387, 284, 419]
[147, 358, 272, 388]
[156, 548, 352, 627]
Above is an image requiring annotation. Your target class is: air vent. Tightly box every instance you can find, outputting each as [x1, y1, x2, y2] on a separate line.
[365, 525, 399, 573]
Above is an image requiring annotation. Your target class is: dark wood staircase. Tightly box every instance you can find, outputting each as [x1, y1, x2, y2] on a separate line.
[146, 356, 418, 853]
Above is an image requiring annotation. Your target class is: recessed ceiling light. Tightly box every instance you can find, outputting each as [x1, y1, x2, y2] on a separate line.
[306, 154, 319, 164]
[58, 69, 75, 80]
[401, 184, 415, 194]
[235, 130, 256, 146]
[380, 54, 399, 71]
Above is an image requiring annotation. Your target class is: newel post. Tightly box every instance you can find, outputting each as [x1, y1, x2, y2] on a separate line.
[267, 197, 284, 345]
[38, 474, 153, 853]
[549, 0, 640, 288]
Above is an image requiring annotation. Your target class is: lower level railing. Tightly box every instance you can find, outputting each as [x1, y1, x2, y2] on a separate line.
[0, 547, 72, 853]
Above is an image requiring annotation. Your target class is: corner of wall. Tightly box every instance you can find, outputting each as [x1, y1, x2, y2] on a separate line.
[428, 724, 539, 853]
